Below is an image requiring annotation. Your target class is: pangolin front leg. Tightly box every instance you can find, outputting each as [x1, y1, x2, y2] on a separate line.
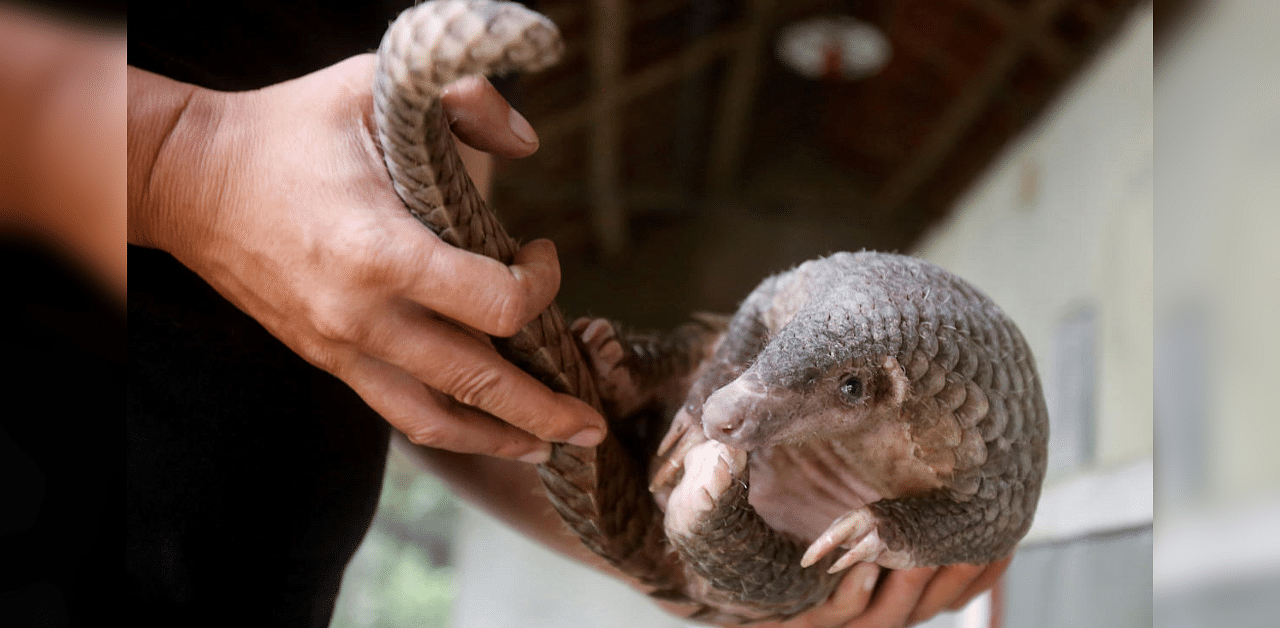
[573, 312, 845, 622]
[802, 478, 1040, 572]
[664, 441, 844, 621]
[802, 508, 915, 572]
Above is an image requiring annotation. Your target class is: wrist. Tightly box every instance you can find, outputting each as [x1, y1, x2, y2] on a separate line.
[127, 67, 229, 254]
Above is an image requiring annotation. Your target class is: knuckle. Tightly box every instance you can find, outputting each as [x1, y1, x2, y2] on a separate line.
[352, 255, 395, 291]
[489, 285, 530, 337]
[308, 287, 376, 348]
[354, 245, 415, 299]
[444, 365, 506, 412]
[493, 439, 534, 461]
[404, 423, 447, 448]
[448, 75, 491, 106]
[292, 333, 346, 375]
[312, 310, 365, 345]
[528, 408, 577, 441]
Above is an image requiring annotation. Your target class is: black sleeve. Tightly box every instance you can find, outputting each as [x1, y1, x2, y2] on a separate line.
[125, 1, 539, 623]
[126, 1, 408, 625]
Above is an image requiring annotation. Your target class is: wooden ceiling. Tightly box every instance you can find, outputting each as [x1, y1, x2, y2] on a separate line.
[492, 0, 1149, 258]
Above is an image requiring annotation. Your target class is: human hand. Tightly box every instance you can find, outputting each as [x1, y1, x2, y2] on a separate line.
[734, 558, 1010, 628]
[127, 54, 604, 462]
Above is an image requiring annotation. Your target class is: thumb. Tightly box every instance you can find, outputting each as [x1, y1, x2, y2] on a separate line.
[441, 75, 539, 158]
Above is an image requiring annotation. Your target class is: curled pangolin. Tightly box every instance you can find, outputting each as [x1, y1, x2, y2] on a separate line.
[373, 1, 1049, 623]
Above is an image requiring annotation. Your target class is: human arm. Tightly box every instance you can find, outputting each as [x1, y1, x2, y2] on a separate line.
[399, 436, 1010, 627]
[0, 8, 125, 303]
[127, 54, 605, 461]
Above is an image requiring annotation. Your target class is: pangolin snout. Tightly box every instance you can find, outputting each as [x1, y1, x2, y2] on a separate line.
[701, 375, 770, 449]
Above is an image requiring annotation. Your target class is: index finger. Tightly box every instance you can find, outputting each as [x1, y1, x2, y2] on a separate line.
[403, 236, 561, 338]
[362, 302, 605, 445]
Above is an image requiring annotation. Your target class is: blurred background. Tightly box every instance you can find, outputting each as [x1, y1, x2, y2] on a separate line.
[14, 0, 1280, 624]
[332, 0, 1169, 627]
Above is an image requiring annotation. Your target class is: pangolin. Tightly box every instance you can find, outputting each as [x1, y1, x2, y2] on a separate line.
[372, 1, 1049, 623]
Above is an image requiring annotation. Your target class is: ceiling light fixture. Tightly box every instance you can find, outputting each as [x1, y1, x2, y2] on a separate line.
[775, 16, 892, 81]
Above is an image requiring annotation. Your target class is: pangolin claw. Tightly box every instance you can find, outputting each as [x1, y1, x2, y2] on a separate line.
[801, 508, 879, 569]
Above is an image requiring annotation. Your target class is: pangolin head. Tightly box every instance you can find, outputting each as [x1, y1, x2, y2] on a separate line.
[702, 252, 1047, 481]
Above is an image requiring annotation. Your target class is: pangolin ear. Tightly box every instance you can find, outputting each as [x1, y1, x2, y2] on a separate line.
[879, 355, 910, 406]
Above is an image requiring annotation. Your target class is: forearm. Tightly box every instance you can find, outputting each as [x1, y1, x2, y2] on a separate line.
[0, 8, 125, 299]
[394, 435, 605, 567]
[394, 435, 698, 618]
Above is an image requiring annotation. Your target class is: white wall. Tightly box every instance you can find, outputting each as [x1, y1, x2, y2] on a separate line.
[1156, 0, 1280, 505]
[913, 8, 1153, 476]
[910, 9, 1154, 627]
[1154, 0, 1280, 617]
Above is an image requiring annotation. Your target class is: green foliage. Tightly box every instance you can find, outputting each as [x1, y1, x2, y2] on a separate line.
[330, 449, 459, 628]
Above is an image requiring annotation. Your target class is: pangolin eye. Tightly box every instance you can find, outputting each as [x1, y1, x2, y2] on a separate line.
[841, 377, 864, 400]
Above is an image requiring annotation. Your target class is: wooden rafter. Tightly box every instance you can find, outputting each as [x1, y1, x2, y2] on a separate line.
[536, 27, 746, 141]
[706, 0, 776, 193]
[968, 0, 1073, 70]
[534, 0, 780, 254]
[588, 0, 628, 257]
[1075, 0, 1110, 29]
[872, 0, 1074, 213]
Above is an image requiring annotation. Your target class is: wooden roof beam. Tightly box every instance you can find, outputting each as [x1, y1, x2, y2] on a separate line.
[968, 0, 1073, 71]
[587, 0, 628, 258]
[872, 0, 1074, 214]
[534, 26, 745, 140]
[706, 0, 776, 194]
[1074, 0, 1111, 30]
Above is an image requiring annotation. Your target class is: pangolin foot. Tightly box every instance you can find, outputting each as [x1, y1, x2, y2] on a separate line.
[572, 317, 646, 417]
[801, 508, 916, 572]
[664, 441, 748, 536]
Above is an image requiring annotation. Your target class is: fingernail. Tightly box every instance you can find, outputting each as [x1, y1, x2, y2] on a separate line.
[508, 108, 538, 146]
[567, 427, 604, 447]
[519, 447, 551, 464]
